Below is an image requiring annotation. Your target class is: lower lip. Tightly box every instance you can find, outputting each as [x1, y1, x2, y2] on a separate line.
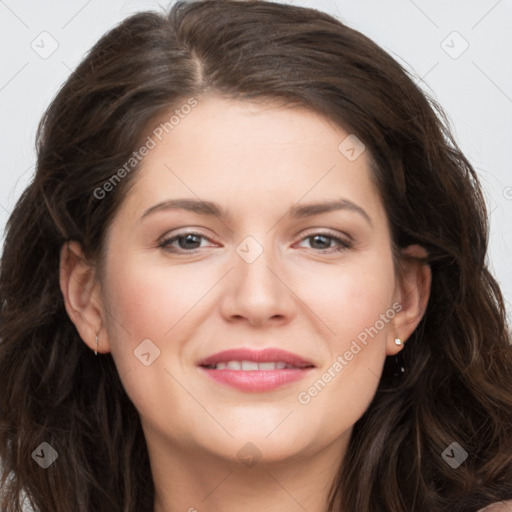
[199, 367, 313, 392]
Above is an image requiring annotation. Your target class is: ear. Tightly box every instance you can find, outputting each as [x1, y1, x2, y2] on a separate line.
[59, 241, 110, 354]
[387, 244, 431, 355]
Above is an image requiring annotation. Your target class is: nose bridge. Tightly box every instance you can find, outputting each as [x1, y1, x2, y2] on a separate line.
[235, 232, 283, 294]
[222, 231, 294, 323]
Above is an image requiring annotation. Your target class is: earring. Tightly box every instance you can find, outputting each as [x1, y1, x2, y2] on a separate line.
[393, 337, 405, 381]
[95, 334, 98, 356]
[392, 352, 406, 380]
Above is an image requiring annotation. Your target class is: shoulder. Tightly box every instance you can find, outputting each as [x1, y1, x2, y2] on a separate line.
[478, 501, 512, 512]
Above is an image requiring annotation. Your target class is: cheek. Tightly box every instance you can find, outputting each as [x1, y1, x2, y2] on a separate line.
[101, 257, 209, 426]
[101, 254, 228, 387]
[300, 256, 396, 344]
[104, 255, 209, 338]
[296, 253, 396, 405]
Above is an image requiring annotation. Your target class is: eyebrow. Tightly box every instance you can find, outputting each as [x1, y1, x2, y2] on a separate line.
[139, 198, 373, 226]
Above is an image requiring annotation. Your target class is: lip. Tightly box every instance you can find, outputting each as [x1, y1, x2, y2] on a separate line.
[197, 348, 315, 393]
[197, 348, 315, 368]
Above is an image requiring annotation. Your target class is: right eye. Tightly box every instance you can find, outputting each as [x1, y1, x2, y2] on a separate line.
[158, 231, 219, 253]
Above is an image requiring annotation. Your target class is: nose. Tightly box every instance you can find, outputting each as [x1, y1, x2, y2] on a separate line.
[219, 240, 297, 327]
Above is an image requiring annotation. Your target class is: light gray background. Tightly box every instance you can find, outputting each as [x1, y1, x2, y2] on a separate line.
[0, 0, 511, 319]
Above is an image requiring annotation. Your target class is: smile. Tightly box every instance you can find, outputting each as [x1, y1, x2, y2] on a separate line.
[203, 360, 304, 370]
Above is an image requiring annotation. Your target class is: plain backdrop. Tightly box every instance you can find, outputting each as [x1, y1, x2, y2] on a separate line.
[0, 0, 511, 319]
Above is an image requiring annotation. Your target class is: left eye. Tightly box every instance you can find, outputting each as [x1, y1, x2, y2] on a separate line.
[159, 231, 352, 253]
[296, 233, 352, 252]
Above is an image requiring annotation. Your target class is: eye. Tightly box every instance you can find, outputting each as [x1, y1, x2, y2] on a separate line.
[158, 229, 353, 254]
[296, 231, 353, 253]
[159, 231, 215, 253]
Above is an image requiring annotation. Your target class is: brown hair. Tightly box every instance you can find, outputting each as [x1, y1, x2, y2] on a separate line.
[1, 1, 511, 510]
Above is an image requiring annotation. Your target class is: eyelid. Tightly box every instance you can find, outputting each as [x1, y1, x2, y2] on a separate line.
[298, 227, 353, 242]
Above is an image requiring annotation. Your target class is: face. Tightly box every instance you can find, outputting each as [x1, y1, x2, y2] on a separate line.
[97, 95, 404, 466]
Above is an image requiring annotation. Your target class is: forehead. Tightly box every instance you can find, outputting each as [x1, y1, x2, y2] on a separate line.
[117, 95, 386, 226]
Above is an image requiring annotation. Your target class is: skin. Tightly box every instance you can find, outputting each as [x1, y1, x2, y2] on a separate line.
[60, 95, 431, 512]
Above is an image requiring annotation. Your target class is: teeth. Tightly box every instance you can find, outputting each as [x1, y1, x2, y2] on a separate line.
[241, 361, 259, 371]
[210, 360, 297, 370]
[259, 362, 277, 370]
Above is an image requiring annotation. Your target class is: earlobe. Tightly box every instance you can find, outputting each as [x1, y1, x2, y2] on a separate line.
[388, 244, 431, 354]
[59, 241, 108, 354]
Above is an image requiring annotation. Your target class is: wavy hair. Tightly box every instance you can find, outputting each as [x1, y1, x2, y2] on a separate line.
[1, 1, 511, 511]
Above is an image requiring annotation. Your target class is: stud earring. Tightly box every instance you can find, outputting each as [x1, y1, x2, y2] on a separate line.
[95, 334, 98, 356]
[394, 338, 403, 346]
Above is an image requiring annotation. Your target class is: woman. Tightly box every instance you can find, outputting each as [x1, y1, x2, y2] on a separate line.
[1, 1, 511, 511]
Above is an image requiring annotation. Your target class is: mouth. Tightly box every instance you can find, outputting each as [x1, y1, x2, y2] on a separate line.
[197, 348, 315, 392]
[202, 361, 311, 370]
[198, 347, 315, 370]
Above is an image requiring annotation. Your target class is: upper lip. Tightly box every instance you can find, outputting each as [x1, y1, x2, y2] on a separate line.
[198, 348, 315, 368]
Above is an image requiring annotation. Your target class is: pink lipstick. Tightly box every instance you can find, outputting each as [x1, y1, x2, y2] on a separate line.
[197, 348, 315, 392]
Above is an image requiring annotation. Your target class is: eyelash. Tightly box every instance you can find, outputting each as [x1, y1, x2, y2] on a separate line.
[158, 230, 353, 254]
